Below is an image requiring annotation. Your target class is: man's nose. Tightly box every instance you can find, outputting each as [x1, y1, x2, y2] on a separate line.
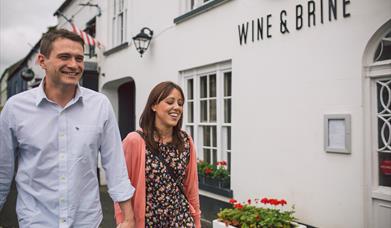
[67, 58, 79, 68]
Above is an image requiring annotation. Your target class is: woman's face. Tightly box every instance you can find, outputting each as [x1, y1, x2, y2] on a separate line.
[153, 88, 184, 131]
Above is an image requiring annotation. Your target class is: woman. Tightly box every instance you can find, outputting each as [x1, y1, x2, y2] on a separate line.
[114, 81, 201, 227]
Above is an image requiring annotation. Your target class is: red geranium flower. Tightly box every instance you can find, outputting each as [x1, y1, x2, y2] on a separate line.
[279, 199, 287, 206]
[229, 198, 237, 204]
[260, 198, 269, 204]
[269, 199, 279, 205]
[234, 203, 243, 209]
[204, 167, 213, 175]
[247, 199, 252, 204]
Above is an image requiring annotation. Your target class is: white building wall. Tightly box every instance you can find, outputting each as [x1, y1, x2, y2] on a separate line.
[96, 0, 391, 227]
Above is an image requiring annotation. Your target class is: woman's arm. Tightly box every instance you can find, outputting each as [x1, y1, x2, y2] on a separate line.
[183, 135, 202, 228]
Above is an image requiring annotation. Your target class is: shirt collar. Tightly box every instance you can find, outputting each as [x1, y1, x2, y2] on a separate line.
[35, 77, 84, 106]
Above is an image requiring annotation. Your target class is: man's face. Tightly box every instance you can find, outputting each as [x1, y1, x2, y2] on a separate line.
[38, 38, 84, 87]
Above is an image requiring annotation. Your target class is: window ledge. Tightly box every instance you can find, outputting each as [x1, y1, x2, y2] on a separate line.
[174, 0, 232, 24]
[103, 42, 129, 56]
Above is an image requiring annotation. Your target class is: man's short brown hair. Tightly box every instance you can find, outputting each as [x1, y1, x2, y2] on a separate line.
[40, 29, 84, 57]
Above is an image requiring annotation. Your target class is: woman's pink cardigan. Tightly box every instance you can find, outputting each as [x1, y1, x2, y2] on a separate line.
[114, 132, 201, 228]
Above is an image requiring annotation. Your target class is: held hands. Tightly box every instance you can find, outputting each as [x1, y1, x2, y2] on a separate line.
[116, 219, 135, 228]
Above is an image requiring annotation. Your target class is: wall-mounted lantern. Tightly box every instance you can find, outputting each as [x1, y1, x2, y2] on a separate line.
[132, 27, 153, 57]
[21, 68, 35, 81]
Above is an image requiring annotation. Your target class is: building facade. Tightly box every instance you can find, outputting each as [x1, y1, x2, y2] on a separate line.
[94, 0, 391, 227]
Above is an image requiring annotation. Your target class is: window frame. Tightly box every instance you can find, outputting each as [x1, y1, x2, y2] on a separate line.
[175, 0, 232, 24]
[111, 0, 127, 48]
[181, 61, 232, 165]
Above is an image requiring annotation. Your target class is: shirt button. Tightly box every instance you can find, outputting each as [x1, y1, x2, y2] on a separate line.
[60, 218, 66, 223]
[60, 176, 66, 181]
[59, 154, 65, 160]
[59, 133, 65, 137]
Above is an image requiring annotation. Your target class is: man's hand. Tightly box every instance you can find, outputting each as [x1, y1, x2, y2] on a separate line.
[118, 199, 135, 228]
[117, 219, 135, 228]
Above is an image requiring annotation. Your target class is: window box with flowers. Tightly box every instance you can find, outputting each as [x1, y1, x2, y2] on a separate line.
[197, 160, 233, 197]
[213, 197, 307, 228]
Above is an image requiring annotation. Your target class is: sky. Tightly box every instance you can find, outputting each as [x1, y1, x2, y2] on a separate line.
[0, 0, 64, 76]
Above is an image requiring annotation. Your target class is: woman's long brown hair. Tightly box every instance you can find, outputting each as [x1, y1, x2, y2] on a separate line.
[139, 81, 186, 152]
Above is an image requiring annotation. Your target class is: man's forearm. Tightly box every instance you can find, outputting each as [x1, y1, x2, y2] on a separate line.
[118, 198, 135, 224]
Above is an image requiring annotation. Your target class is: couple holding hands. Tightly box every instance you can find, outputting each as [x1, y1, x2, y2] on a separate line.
[0, 29, 200, 227]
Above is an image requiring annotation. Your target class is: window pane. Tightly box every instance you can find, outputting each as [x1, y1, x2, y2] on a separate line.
[200, 76, 207, 98]
[119, 0, 124, 10]
[187, 126, 194, 138]
[187, 79, 193, 99]
[209, 99, 216, 122]
[224, 98, 231, 123]
[210, 74, 216, 97]
[374, 31, 391, 62]
[224, 72, 232, 96]
[377, 80, 391, 152]
[212, 149, 217, 164]
[212, 126, 217, 147]
[200, 100, 207, 122]
[203, 127, 211, 146]
[188, 101, 194, 122]
[227, 126, 231, 150]
[118, 13, 124, 43]
[203, 148, 211, 163]
[227, 151, 231, 172]
[379, 152, 391, 187]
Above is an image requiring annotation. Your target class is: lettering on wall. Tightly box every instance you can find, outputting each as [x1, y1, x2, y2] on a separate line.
[238, 0, 351, 45]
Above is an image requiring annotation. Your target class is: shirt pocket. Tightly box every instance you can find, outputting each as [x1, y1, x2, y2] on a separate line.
[71, 124, 102, 159]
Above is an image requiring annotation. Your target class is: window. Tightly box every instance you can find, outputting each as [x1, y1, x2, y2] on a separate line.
[182, 61, 232, 168]
[111, 0, 127, 47]
[176, 0, 232, 24]
[371, 30, 391, 189]
[186, 0, 211, 11]
[374, 31, 391, 62]
[376, 79, 391, 187]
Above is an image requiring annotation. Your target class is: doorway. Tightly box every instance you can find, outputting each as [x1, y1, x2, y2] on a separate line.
[118, 81, 136, 139]
[364, 20, 391, 228]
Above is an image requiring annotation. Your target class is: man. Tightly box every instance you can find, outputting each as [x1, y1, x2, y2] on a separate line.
[0, 29, 135, 227]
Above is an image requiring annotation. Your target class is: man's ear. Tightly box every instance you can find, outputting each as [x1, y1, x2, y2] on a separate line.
[37, 53, 47, 70]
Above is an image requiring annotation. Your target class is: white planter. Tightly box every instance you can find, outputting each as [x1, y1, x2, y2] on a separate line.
[212, 219, 307, 228]
[212, 220, 235, 228]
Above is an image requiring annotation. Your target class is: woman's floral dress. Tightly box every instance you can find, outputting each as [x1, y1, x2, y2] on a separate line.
[145, 132, 195, 227]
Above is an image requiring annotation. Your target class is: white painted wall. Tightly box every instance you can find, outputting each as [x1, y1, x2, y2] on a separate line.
[96, 0, 391, 227]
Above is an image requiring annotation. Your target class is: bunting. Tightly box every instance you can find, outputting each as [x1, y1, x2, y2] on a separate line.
[70, 23, 102, 48]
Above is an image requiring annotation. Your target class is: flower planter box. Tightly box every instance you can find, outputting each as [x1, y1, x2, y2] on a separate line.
[212, 220, 235, 228]
[205, 176, 219, 187]
[198, 175, 205, 184]
[212, 219, 307, 228]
